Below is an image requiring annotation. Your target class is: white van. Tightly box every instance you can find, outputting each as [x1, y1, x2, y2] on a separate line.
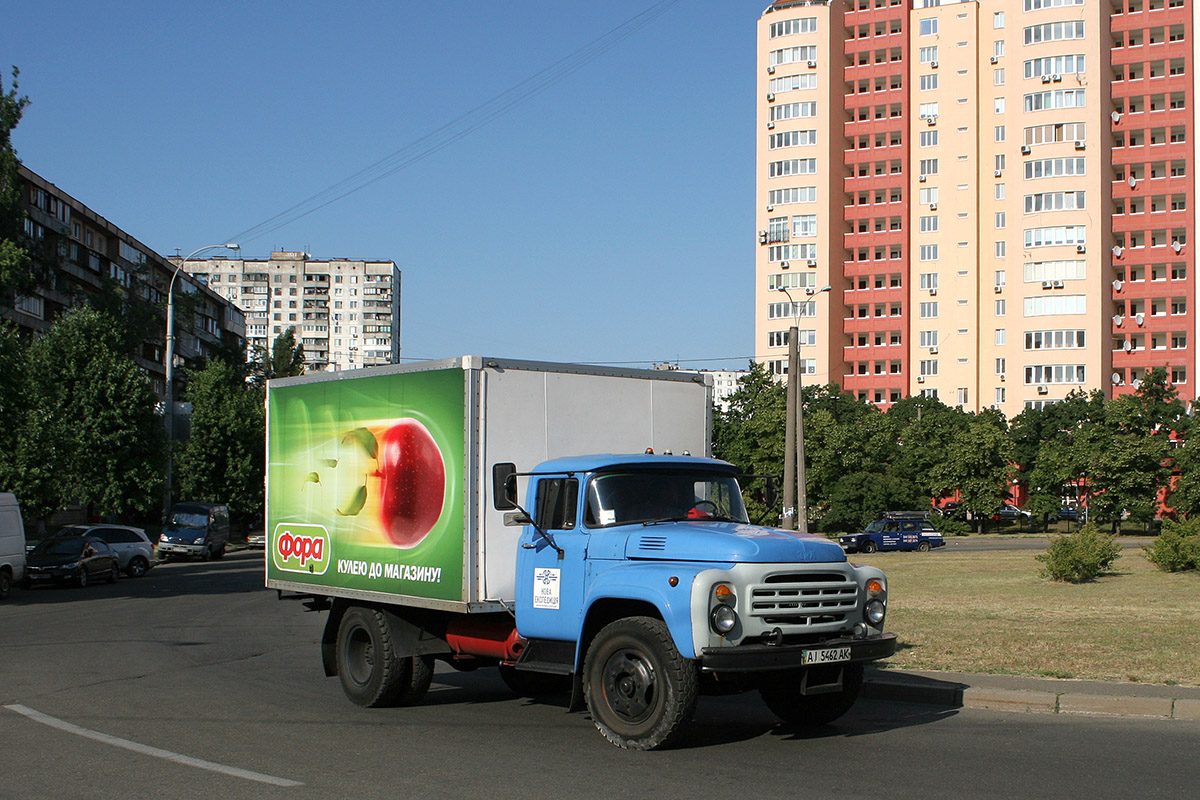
[0, 493, 26, 599]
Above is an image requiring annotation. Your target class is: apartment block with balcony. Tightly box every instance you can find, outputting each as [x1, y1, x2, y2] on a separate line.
[756, 0, 1196, 412]
[5, 164, 245, 399]
[187, 252, 400, 372]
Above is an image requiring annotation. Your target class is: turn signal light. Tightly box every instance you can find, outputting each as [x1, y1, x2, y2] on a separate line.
[714, 583, 734, 602]
[867, 579, 884, 595]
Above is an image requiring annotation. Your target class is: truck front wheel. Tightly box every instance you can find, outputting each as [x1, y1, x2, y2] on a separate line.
[759, 663, 863, 727]
[336, 607, 432, 708]
[583, 617, 698, 750]
[860, 540, 878, 554]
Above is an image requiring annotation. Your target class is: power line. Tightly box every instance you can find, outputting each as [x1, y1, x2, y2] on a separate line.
[225, 0, 684, 247]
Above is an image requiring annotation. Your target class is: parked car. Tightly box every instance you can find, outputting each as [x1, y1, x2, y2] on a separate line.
[246, 532, 266, 549]
[0, 492, 26, 599]
[21, 536, 121, 588]
[840, 512, 945, 554]
[158, 502, 230, 561]
[1057, 506, 1081, 522]
[992, 503, 1032, 522]
[54, 524, 155, 577]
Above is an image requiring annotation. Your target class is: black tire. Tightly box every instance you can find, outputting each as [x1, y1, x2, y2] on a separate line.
[213, 545, 226, 560]
[759, 663, 863, 727]
[77, 569, 89, 588]
[583, 616, 698, 750]
[861, 540, 878, 554]
[108, 561, 120, 583]
[335, 607, 427, 708]
[127, 557, 149, 578]
[498, 665, 572, 698]
[0, 570, 11, 599]
[916, 541, 931, 553]
[200, 546, 212, 562]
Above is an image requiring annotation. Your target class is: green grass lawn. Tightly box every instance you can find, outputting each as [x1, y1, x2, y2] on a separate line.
[859, 546, 1200, 686]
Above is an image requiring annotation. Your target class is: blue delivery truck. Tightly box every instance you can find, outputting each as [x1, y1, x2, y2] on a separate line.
[267, 357, 896, 750]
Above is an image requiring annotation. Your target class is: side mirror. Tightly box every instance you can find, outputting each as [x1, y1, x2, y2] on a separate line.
[762, 476, 779, 509]
[492, 462, 518, 510]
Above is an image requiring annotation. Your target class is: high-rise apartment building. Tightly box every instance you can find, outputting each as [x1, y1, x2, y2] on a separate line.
[756, 0, 1197, 412]
[6, 164, 245, 399]
[186, 252, 400, 372]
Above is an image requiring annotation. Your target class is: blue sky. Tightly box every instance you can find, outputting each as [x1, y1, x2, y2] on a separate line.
[4, 0, 759, 368]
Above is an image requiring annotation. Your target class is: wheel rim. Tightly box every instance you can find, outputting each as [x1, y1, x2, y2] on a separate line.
[79, 570, 87, 587]
[131, 559, 145, 577]
[601, 649, 657, 725]
[344, 625, 375, 688]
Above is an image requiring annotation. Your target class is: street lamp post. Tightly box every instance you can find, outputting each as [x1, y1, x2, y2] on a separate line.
[164, 243, 239, 516]
[776, 284, 830, 534]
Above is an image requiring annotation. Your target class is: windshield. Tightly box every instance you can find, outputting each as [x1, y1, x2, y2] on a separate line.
[31, 538, 85, 557]
[585, 470, 749, 528]
[168, 512, 208, 528]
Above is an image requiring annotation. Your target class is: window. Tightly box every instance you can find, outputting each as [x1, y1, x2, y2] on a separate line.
[1024, 295, 1087, 316]
[919, 330, 939, 347]
[994, 40, 1005, 57]
[918, 102, 939, 119]
[770, 74, 818, 93]
[1024, 89, 1086, 113]
[995, 213, 1006, 229]
[919, 359, 939, 377]
[1024, 191, 1086, 213]
[770, 102, 817, 121]
[769, 186, 816, 205]
[1023, 21, 1085, 45]
[920, 244, 939, 261]
[919, 158, 939, 175]
[769, 45, 818, 66]
[920, 74, 939, 91]
[919, 46, 939, 64]
[994, 69, 1006, 86]
[792, 214, 817, 237]
[920, 215, 939, 232]
[767, 301, 816, 319]
[1024, 157, 1086, 180]
[995, 299, 1007, 316]
[1023, 226, 1086, 248]
[769, 130, 817, 149]
[1024, 0, 1085, 9]
[1023, 54, 1086, 80]
[1023, 260, 1086, 282]
[918, 187, 939, 204]
[919, 130, 939, 148]
[1024, 329, 1086, 350]
[919, 273, 939, 291]
[995, 126, 1006, 143]
[994, 97, 1006, 114]
[995, 387, 1007, 405]
[919, 301, 939, 318]
[919, 19, 938, 36]
[995, 241, 1007, 257]
[768, 158, 817, 177]
[770, 17, 818, 38]
[1024, 364, 1086, 385]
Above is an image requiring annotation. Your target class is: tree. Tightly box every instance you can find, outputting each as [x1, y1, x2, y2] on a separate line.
[250, 326, 305, 384]
[929, 413, 1014, 525]
[887, 395, 969, 501]
[176, 359, 265, 523]
[819, 471, 923, 533]
[15, 307, 163, 519]
[0, 321, 28, 491]
[712, 363, 786, 521]
[0, 66, 34, 300]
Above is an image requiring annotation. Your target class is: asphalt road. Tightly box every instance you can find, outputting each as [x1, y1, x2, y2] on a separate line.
[2, 551, 1196, 800]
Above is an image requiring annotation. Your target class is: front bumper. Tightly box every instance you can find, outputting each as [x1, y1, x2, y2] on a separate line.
[699, 632, 897, 672]
[157, 542, 205, 557]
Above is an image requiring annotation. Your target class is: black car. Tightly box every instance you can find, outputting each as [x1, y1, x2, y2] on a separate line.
[21, 536, 121, 588]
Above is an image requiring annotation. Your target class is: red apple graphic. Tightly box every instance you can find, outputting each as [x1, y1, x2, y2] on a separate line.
[378, 419, 445, 548]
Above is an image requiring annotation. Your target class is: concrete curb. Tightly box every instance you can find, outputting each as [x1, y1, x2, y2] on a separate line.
[863, 669, 1200, 722]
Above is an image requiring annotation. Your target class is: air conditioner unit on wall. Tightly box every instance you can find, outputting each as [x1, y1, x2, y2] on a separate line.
[917, 375, 925, 383]
[990, 56, 998, 65]
[1038, 385, 1049, 395]
[1021, 145, 1031, 155]
[1076, 244, 1086, 254]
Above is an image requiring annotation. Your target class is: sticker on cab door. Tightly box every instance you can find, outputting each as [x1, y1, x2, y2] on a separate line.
[532, 568, 561, 610]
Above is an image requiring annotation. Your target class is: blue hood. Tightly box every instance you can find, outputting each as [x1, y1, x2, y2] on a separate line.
[621, 521, 846, 563]
[162, 525, 204, 542]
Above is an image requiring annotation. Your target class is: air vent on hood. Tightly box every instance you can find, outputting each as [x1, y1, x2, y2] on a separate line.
[637, 536, 668, 551]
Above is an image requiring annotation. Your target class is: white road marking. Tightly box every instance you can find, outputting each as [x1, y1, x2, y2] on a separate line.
[3, 704, 303, 787]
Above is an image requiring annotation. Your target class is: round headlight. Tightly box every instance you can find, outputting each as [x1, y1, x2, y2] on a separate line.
[865, 598, 886, 626]
[710, 604, 738, 635]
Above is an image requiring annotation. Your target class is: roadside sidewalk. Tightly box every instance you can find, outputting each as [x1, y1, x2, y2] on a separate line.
[864, 667, 1200, 722]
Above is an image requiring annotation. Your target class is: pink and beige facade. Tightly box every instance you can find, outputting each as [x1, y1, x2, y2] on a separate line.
[755, 0, 1198, 412]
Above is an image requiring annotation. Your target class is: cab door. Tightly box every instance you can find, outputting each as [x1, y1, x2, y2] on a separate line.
[515, 477, 588, 642]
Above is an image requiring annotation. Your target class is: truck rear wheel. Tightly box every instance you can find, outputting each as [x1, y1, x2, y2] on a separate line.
[336, 607, 432, 707]
[759, 663, 863, 727]
[583, 617, 697, 750]
[916, 541, 931, 553]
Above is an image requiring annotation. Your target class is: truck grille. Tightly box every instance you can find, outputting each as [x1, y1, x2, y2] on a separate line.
[748, 569, 858, 625]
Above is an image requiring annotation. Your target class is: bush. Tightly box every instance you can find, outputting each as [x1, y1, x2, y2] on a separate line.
[1037, 522, 1122, 582]
[931, 513, 970, 537]
[1143, 518, 1200, 572]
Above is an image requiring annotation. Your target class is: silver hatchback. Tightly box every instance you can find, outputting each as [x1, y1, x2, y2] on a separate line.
[55, 525, 156, 577]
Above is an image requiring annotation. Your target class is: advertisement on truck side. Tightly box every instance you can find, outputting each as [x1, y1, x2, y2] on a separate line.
[267, 367, 466, 602]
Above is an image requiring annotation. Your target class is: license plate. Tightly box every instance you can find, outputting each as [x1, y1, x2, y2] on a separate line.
[801, 646, 851, 665]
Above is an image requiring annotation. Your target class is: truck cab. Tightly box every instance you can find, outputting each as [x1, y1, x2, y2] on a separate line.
[498, 454, 896, 748]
